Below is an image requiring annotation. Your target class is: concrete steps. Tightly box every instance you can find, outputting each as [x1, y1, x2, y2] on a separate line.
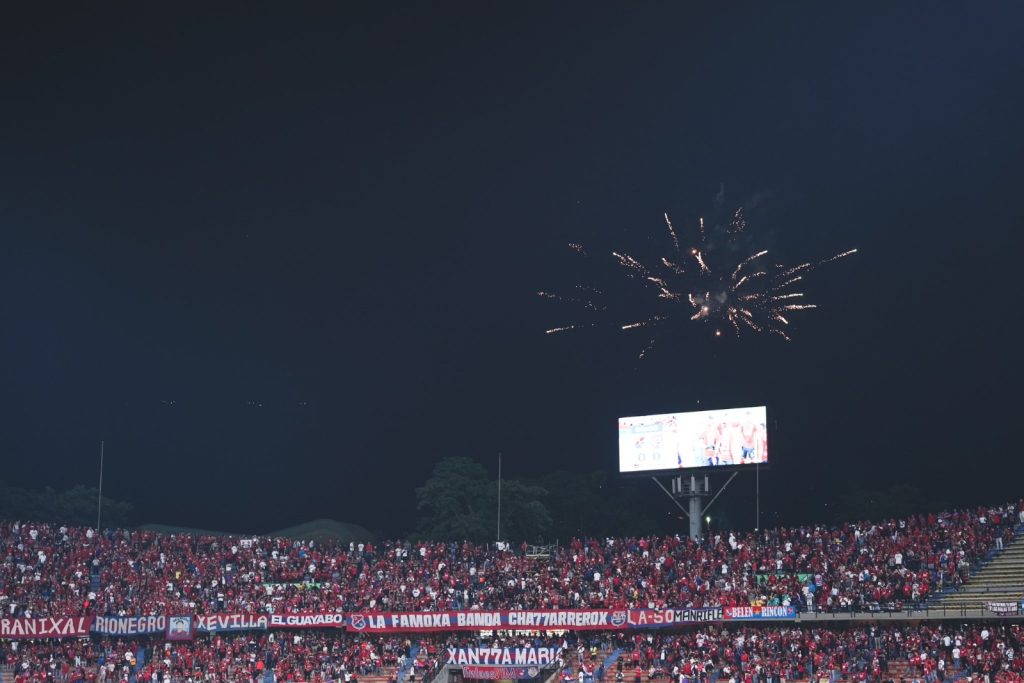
[786, 659, 913, 683]
[889, 661, 915, 677]
[358, 667, 400, 683]
[362, 648, 427, 683]
[559, 648, 618, 683]
[937, 527, 1024, 611]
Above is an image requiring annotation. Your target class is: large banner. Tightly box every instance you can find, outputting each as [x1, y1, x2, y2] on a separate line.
[92, 616, 165, 636]
[346, 608, 723, 633]
[463, 666, 543, 680]
[197, 614, 270, 632]
[90, 613, 343, 637]
[1, 617, 92, 639]
[446, 648, 561, 667]
[94, 614, 270, 636]
[722, 606, 796, 620]
[268, 613, 346, 629]
[2, 606, 796, 640]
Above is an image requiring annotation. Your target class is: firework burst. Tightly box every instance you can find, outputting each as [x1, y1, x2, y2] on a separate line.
[541, 206, 856, 356]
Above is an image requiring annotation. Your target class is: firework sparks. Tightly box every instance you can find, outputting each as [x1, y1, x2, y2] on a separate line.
[664, 213, 680, 254]
[731, 207, 746, 232]
[772, 275, 803, 291]
[545, 322, 599, 334]
[622, 315, 666, 330]
[731, 250, 768, 281]
[661, 257, 685, 275]
[537, 290, 603, 311]
[612, 252, 652, 279]
[820, 248, 858, 264]
[693, 250, 710, 273]
[540, 208, 855, 354]
[733, 271, 766, 291]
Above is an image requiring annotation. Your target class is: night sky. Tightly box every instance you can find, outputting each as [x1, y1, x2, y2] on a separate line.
[2, 4, 1023, 536]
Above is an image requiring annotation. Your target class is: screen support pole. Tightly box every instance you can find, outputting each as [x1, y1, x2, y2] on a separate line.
[756, 462, 760, 530]
[652, 470, 740, 540]
[651, 476, 690, 519]
[689, 491, 703, 540]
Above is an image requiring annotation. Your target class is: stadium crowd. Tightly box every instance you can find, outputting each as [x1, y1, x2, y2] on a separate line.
[3, 622, 1024, 683]
[1, 501, 1023, 682]
[1, 630, 428, 683]
[614, 621, 1024, 683]
[1, 503, 1019, 621]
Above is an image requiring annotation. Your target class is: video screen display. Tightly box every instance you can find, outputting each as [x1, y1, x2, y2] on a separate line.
[618, 406, 768, 473]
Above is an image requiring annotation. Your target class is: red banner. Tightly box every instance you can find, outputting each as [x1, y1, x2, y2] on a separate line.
[268, 612, 346, 629]
[0, 617, 92, 639]
[346, 608, 723, 632]
[463, 666, 542, 679]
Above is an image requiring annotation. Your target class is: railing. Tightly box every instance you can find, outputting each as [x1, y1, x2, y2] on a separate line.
[797, 603, 1023, 620]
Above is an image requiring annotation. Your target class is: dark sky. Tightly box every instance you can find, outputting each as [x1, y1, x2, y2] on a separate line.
[2, 3, 1023, 536]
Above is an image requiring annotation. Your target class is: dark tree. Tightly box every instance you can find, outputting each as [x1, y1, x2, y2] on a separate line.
[0, 483, 134, 527]
[415, 457, 550, 543]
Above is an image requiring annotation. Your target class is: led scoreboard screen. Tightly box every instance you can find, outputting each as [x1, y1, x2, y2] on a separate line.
[618, 406, 768, 473]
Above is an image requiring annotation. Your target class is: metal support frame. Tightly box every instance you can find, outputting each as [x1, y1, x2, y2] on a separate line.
[651, 470, 740, 540]
[651, 477, 690, 518]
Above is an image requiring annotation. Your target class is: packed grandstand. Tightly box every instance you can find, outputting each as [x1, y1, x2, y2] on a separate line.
[1, 501, 1022, 683]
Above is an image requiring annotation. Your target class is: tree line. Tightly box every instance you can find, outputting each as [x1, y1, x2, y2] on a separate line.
[0, 482, 134, 527]
[414, 456, 661, 543]
[0, 460, 943, 541]
[413, 457, 950, 544]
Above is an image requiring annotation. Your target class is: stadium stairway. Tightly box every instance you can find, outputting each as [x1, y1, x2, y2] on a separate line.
[598, 649, 623, 680]
[1, 666, 13, 683]
[359, 664, 403, 683]
[358, 646, 420, 683]
[129, 647, 146, 683]
[887, 660, 915, 680]
[571, 646, 620, 683]
[888, 661, 970, 683]
[935, 524, 1024, 612]
[402, 646, 422, 681]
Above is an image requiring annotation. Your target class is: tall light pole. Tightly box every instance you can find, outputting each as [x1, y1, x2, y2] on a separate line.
[496, 452, 502, 542]
[97, 441, 104, 530]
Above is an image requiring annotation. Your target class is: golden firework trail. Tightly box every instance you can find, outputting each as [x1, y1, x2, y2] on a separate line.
[539, 206, 856, 353]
